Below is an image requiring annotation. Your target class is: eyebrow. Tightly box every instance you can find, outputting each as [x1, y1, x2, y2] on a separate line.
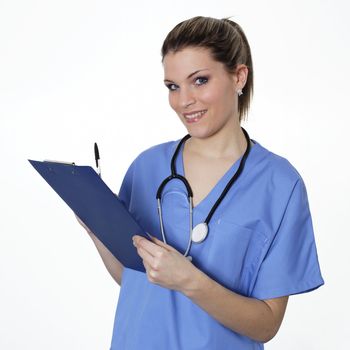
[163, 69, 210, 83]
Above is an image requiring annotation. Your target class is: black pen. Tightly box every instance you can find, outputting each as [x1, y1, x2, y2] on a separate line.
[94, 142, 101, 177]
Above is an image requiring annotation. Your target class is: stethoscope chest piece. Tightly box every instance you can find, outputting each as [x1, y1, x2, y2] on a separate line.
[191, 222, 208, 243]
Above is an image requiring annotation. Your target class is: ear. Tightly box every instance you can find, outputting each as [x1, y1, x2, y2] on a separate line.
[232, 64, 248, 91]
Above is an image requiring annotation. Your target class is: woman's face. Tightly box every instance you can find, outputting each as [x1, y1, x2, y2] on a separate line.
[162, 46, 242, 139]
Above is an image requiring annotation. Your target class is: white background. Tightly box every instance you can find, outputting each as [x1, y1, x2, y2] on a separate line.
[1, 0, 349, 349]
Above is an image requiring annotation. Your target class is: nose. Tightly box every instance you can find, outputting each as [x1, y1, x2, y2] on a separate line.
[178, 86, 196, 109]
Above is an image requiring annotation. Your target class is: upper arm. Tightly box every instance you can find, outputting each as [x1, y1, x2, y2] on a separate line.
[251, 178, 324, 300]
[118, 159, 136, 209]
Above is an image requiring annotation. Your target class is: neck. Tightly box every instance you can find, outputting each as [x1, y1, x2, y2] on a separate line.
[186, 125, 248, 159]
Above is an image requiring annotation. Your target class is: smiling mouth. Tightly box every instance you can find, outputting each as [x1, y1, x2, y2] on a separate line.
[183, 110, 207, 123]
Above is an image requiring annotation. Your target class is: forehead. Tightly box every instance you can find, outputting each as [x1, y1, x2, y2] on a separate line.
[163, 46, 222, 77]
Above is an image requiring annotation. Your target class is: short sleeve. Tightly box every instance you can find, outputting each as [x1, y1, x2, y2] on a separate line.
[117, 160, 136, 210]
[250, 177, 325, 300]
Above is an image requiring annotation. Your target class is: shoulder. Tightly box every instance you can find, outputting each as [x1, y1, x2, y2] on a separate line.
[130, 138, 180, 167]
[249, 141, 312, 232]
[119, 139, 179, 193]
[139, 139, 177, 158]
[253, 140, 305, 192]
[255, 141, 303, 180]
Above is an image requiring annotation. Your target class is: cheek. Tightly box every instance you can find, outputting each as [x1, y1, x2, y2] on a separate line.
[205, 84, 235, 112]
[200, 88, 222, 108]
[168, 94, 178, 111]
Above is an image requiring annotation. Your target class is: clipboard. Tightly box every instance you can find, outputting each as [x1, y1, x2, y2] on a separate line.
[29, 159, 148, 272]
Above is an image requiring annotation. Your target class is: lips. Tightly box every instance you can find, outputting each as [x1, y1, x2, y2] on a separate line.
[183, 110, 207, 123]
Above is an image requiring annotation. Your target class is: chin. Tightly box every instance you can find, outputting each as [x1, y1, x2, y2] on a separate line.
[184, 127, 214, 140]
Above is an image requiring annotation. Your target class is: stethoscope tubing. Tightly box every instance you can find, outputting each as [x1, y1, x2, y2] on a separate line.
[204, 127, 251, 225]
[156, 127, 251, 257]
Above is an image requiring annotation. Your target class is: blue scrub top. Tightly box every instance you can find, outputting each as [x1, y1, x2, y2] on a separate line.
[110, 137, 324, 349]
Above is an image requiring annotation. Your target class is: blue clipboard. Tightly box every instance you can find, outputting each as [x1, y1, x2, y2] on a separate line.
[29, 159, 148, 272]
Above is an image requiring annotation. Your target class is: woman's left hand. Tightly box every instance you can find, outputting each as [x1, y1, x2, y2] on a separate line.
[132, 234, 199, 293]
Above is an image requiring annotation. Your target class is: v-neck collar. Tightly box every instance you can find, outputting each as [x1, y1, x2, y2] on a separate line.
[176, 138, 259, 212]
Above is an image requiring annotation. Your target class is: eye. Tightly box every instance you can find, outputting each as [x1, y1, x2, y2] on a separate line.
[194, 76, 209, 85]
[164, 76, 208, 92]
[165, 83, 178, 91]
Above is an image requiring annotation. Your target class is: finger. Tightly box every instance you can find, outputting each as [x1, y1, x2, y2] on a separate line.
[149, 235, 178, 253]
[136, 244, 156, 268]
[134, 236, 167, 257]
[142, 260, 151, 273]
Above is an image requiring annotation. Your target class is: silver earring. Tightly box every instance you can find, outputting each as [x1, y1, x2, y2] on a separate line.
[237, 89, 243, 96]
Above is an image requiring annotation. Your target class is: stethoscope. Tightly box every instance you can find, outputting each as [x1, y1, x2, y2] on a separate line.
[156, 127, 252, 260]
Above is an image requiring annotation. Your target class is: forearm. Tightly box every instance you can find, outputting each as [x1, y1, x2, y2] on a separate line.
[181, 269, 278, 343]
[88, 231, 124, 286]
[75, 214, 124, 285]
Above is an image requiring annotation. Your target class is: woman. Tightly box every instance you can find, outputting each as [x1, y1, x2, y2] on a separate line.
[79, 16, 324, 349]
